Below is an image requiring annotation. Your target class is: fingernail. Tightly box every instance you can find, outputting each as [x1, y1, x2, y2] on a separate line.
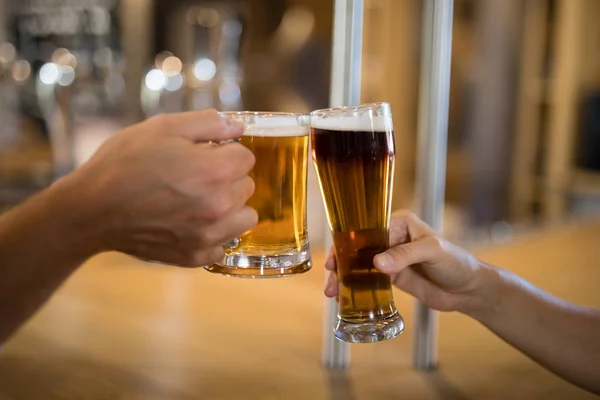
[374, 253, 393, 271]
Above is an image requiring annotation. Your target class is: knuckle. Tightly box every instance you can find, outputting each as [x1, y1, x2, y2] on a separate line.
[209, 194, 235, 219]
[203, 108, 227, 129]
[424, 234, 444, 250]
[394, 209, 418, 222]
[243, 206, 259, 227]
[197, 192, 236, 223]
[242, 176, 256, 201]
[226, 143, 255, 171]
[202, 108, 219, 119]
[206, 162, 233, 184]
[148, 113, 171, 131]
[196, 228, 221, 247]
[389, 244, 410, 260]
[239, 145, 256, 169]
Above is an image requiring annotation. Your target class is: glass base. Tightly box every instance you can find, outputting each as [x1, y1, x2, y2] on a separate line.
[334, 312, 404, 343]
[204, 246, 312, 278]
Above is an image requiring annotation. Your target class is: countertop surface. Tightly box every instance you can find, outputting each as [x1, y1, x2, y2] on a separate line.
[1, 220, 599, 399]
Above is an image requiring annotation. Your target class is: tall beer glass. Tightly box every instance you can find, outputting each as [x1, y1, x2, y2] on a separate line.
[205, 112, 312, 278]
[310, 102, 404, 343]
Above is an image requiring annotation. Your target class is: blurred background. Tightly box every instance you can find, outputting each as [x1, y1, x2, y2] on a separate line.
[1, 1, 600, 398]
[1, 0, 599, 246]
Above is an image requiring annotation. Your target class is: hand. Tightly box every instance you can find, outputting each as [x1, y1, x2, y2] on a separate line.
[68, 109, 258, 267]
[324, 210, 489, 313]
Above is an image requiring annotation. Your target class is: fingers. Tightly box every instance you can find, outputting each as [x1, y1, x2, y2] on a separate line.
[175, 246, 226, 268]
[136, 245, 225, 269]
[201, 205, 259, 247]
[190, 246, 226, 267]
[196, 176, 255, 222]
[324, 271, 339, 298]
[389, 210, 436, 246]
[208, 142, 256, 182]
[153, 109, 245, 143]
[325, 246, 336, 271]
[374, 235, 442, 274]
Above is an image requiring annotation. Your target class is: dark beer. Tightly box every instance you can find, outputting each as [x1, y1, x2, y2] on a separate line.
[311, 127, 396, 323]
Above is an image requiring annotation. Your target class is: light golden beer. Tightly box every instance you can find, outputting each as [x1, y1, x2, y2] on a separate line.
[310, 102, 404, 342]
[206, 112, 312, 278]
[238, 133, 308, 253]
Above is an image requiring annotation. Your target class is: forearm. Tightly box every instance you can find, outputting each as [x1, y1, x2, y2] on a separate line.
[466, 264, 600, 393]
[0, 174, 101, 343]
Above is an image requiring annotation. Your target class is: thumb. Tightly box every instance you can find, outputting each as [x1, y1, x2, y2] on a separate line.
[374, 235, 440, 274]
[158, 109, 245, 143]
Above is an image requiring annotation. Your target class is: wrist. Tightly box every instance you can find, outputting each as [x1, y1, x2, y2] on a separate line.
[459, 260, 507, 321]
[38, 171, 109, 258]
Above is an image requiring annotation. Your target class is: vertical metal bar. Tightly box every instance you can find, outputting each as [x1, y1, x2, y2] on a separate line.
[413, 0, 454, 370]
[321, 0, 364, 370]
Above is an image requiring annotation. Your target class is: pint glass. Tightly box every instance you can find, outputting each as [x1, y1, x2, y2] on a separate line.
[205, 112, 312, 278]
[310, 102, 404, 343]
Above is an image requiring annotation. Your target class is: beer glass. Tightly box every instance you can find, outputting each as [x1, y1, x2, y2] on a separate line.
[310, 102, 404, 343]
[205, 112, 312, 278]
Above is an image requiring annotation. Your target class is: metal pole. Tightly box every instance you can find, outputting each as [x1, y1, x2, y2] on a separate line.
[413, 0, 454, 370]
[321, 0, 363, 370]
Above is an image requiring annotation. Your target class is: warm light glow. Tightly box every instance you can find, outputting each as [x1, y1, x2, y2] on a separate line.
[193, 58, 216, 81]
[162, 56, 182, 76]
[145, 68, 166, 91]
[0, 43, 16, 64]
[58, 53, 77, 68]
[154, 51, 173, 69]
[197, 8, 219, 27]
[186, 6, 201, 25]
[12, 60, 31, 83]
[39, 63, 61, 85]
[51, 48, 70, 64]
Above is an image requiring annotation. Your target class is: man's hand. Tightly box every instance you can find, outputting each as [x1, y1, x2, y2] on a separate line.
[324, 210, 490, 314]
[69, 109, 258, 267]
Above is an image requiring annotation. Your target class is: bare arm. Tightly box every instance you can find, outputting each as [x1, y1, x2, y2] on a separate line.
[467, 264, 600, 393]
[0, 110, 257, 345]
[0, 175, 99, 343]
[325, 210, 600, 394]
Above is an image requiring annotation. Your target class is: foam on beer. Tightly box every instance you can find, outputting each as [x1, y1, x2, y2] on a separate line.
[310, 114, 393, 132]
[242, 116, 309, 137]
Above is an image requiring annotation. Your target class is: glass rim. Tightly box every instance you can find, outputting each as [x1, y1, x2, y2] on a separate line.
[309, 102, 390, 117]
[219, 111, 309, 134]
[219, 111, 308, 118]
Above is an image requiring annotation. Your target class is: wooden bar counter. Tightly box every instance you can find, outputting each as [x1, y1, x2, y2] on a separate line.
[0, 220, 599, 399]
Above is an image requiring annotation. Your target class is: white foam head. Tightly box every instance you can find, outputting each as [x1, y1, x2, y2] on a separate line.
[220, 113, 309, 137]
[310, 103, 393, 132]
